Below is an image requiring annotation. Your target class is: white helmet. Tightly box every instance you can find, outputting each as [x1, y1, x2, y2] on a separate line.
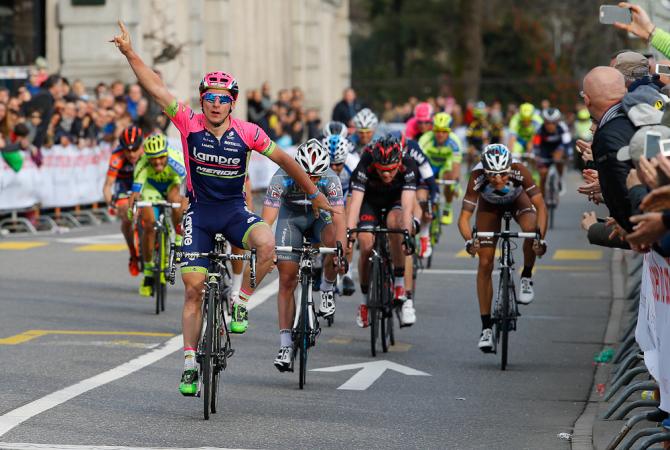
[353, 108, 378, 130]
[323, 134, 353, 164]
[322, 121, 348, 138]
[542, 107, 561, 122]
[481, 144, 511, 173]
[295, 139, 330, 175]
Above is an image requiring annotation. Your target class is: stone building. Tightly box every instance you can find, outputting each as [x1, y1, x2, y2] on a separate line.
[37, 0, 351, 119]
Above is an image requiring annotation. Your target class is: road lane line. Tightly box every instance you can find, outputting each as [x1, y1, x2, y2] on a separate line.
[0, 278, 278, 438]
[0, 331, 174, 345]
[0, 242, 48, 250]
[74, 244, 128, 252]
[0, 443, 252, 450]
[552, 249, 602, 260]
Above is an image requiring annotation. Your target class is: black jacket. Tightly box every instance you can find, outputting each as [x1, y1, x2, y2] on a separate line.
[331, 99, 362, 125]
[592, 104, 637, 231]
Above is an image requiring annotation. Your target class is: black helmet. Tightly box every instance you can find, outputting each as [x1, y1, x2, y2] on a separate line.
[370, 135, 403, 167]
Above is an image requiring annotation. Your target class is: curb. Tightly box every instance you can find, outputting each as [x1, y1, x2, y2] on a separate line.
[572, 249, 626, 450]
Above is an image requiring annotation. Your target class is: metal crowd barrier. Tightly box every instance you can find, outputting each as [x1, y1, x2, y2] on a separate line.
[0, 203, 114, 236]
[595, 253, 669, 450]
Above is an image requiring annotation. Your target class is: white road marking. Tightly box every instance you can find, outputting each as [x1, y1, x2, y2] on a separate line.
[0, 444, 252, 450]
[0, 278, 279, 438]
[311, 360, 430, 390]
[54, 233, 124, 245]
[420, 269, 477, 275]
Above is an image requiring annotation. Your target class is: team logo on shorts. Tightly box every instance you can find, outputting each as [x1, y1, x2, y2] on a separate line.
[183, 210, 194, 246]
[247, 216, 257, 224]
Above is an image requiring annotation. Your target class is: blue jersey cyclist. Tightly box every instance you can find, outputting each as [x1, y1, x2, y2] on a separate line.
[261, 139, 347, 371]
[112, 21, 336, 396]
[324, 133, 360, 295]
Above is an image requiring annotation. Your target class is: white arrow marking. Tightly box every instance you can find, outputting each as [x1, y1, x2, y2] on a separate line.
[311, 360, 430, 390]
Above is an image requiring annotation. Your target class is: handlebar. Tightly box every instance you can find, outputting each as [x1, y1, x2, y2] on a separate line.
[347, 227, 414, 254]
[178, 248, 257, 288]
[135, 200, 182, 209]
[435, 179, 458, 185]
[473, 230, 540, 239]
[275, 241, 344, 260]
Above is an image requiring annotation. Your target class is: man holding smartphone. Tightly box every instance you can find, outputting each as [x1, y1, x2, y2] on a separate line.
[582, 66, 636, 232]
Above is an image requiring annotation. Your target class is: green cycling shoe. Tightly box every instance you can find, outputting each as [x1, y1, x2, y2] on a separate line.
[230, 303, 249, 334]
[179, 369, 198, 396]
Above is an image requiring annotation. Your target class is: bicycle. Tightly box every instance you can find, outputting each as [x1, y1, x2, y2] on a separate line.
[134, 200, 182, 314]
[275, 240, 343, 389]
[349, 214, 413, 357]
[472, 211, 539, 370]
[538, 157, 560, 229]
[426, 178, 458, 269]
[179, 241, 257, 420]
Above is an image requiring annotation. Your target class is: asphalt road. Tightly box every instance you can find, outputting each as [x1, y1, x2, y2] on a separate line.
[0, 171, 612, 450]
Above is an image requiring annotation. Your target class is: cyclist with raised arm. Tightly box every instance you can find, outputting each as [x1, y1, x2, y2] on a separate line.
[324, 133, 359, 295]
[533, 107, 571, 197]
[457, 144, 547, 352]
[405, 102, 434, 141]
[262, 139, 346, 371]
[112, 21, 335, 396]
[419, 112, 463, 225]
[347, 136, 418, 328]
[127, 133, 187, 297]
[507, 102, 543, 158]
[102, 125, 144, 276]
[350, 108, 379, 155]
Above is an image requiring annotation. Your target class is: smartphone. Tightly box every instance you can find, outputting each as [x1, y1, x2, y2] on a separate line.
[645, 131, 662, 159]
[599, 5, 632, 24]
[660, 138, 670, 156]
[657, 64, 670, 75]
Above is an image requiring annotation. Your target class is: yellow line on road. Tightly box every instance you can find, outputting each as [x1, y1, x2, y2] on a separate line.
[74, 243, 127, 252]
[552, 249, 603, 260]
[535, 264, 604, 272]
[388, 342, 412, 352]
[328, 337, 353, 345]
[0, 241, 47, 250]
[0, 330, 174, 345]
[456, 249, 500, 258]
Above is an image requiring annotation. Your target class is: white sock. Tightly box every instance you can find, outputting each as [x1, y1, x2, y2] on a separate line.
[231, 271, 243, 296]
[184, 349, 196, 370]
[320, 278, 335, 292]
[394, 277, 405, 289]
[420, 222, 430, 237]
[361, 293, 368, 306]
[279, 329, 292, 347]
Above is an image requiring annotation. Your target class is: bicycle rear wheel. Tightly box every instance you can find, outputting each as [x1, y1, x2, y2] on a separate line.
[298, 279, 310, 389]
[380, 263, 392, 353]
[202, 286, 216, 419]
[368, 258, 382, 357]
[500, 267, 510, 371]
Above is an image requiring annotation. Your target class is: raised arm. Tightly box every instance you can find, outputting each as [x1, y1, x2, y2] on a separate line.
[111, 21, 175, 110]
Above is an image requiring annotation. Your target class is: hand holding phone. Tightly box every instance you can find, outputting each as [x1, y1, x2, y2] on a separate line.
[645, 131, 662, 160]
[600, 5, 632, 25]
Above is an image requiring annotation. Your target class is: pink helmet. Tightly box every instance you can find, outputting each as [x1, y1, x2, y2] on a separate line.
[414, 102, 433, 122]
[199, 71, 239, 100]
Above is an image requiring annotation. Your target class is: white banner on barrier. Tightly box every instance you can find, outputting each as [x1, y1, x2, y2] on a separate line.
[1, 141, 294, 211]
[0, 144, 112, 210]
[637, 252, 670, 412]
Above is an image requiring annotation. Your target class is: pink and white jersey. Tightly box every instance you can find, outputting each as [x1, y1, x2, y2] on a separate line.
[166, 100, 275, 203]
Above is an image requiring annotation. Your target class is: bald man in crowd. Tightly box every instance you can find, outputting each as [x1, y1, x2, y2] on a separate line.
[582, 66, 636, 231]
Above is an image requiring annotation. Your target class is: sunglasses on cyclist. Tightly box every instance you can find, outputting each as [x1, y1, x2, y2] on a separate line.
[201, 92, 234, 104]
[373, 162, 400, 172]
[485, 170, 510, 178]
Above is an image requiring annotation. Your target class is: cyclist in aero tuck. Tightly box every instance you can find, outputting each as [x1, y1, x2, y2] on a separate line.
[111, 21, 336, 396]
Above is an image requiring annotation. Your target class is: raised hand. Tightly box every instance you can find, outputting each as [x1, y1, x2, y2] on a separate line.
[111, 20, 133, 56]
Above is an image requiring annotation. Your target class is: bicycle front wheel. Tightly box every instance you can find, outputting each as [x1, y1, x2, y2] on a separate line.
[500, 267, 510, 371]
[210, 296, 222, 414]
[368, 258, 382, 357]
[153, 232, 163, 315]
[299, 279, 310, 389]
[202, 286, 216, 419]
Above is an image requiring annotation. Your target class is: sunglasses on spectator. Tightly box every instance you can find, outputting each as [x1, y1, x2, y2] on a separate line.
[8, 109, 19, 115]
[201, 92, 233, 104]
